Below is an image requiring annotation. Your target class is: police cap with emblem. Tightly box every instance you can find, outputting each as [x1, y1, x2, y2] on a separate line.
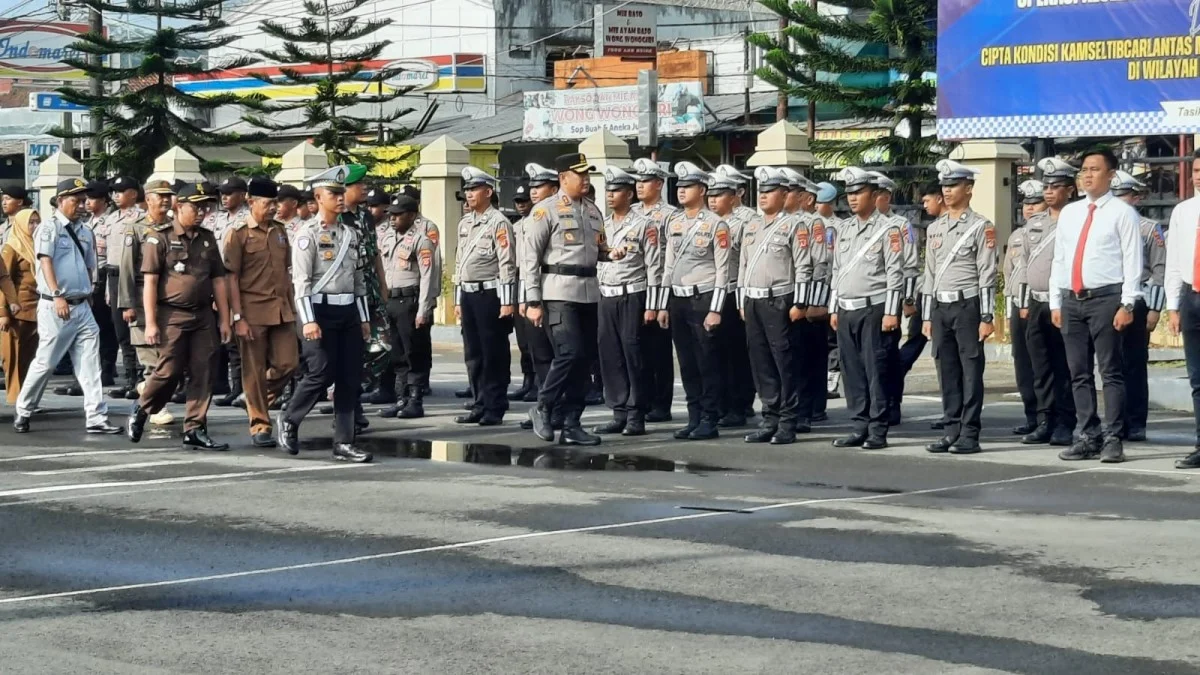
[604, 166, 637, 190]
[936, 159, 979, 186]
[867, 171, 897, 193]
[674, 161, 709, 188]
[713, 164, 751, 185]
[248, 176, 279, 199]
[177, 182, 218, 203]
[632, 157, 669, 181]
[779, 167, 809, 193]
[1110, 169, 1145, 196]
[555, 153, 594, 175]
[754, 166, 787, 192]
[109, 176, 138, 194]
[512, 183, 532, 202]
[387, 195, 419, 215]
[815, 182, 838, 204]
[835, 166, 877, 194]
[525, 162, 559, 187]
[217, 176, 248, 194]
[461, 166, 497, 190]
[707, 174, 738, 195]
[1036, 157, 1078, 186]
[84, 180, 110, 199]
[143, 179, 175, 196]
[1017, 179, 1045, 204]
[307, 166, 349, 193]
[365, 187, 390, 206]
[276, 184, 303, 202]
[56, 178, 88, 198]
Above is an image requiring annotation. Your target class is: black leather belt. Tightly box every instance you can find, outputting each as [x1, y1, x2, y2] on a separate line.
[40, 294, 87, 305]
[1063, 283, 1121, 301]
[542, 264, 596, 278]
[389, 286, 419, 297]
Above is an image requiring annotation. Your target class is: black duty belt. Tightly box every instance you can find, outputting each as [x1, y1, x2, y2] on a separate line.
[39, 294, 88, 305]
[542, 264, 596, 278]
[389, 286, 420, 298]
[1062, 283, 1121, 301]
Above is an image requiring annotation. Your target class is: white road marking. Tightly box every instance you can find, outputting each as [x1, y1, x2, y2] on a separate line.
[0, 448, 173, 463]
[0, 466, 1095, 607]
[1093, 466, 1198, 476]
[1150, 416, 1195, 424]
[0, 464, 367, 498]
[21, 460, 196, 476]
[903, 395, 942, 403]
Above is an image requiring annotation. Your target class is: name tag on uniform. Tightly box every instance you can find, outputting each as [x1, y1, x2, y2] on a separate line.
[169, 241, 185, 251]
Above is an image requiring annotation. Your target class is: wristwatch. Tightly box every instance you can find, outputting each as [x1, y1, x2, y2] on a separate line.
[1122, 303, 1134, 314]
[232, 313, 243, 323]
[980, 314, 994, 323]
[51, 288, 64, 298]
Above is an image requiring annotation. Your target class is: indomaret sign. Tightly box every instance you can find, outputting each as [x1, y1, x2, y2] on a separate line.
[594, 4, 657, 60]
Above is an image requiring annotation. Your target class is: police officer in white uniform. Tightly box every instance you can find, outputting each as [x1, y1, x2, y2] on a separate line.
[1007, 179, 1045, 436]
[13, 178, 122, 435]
[513, 164, 559, 408]
[632, 158, 678, 421]
[710, 164, 757, 425]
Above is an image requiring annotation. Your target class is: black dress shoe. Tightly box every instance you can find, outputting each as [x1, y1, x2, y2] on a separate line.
[794, 422, 812, 434]
[232, 395, 246, 410]
[1175, 449, 1200, 469]
[478, 415, 503, 426]
[379, 403, 401, 418]
[125, 387, 140, 400]
[673, 423, 698, 440]
[183, 427, 229, 451]
[833, 433, 866, 448]
[519, 418, 533, 430]
[810, 412, 828, 423]
[355, 418, 370, 434]
[1099, 436, 1125, 463]
[455, 411, 484, 424]
[645, 410, 672, 423]
[593, 419, 626, 435]
[925, 436, 954, 453]
[560, 426, 602, 446]
[530, 407, 554, 442]
[744, 427, 775, 443]
[251, 432, 276, 448]
[454, 387, 472, 398]
[333, 443, 373, 463]
[87, 422, 123, 435]
[508, 375, 533, 401]
[621, 419, 646, 436]
[397, 397, 424, 419]
[717, 414, 746, 428]
[171, 390, 186, 405]
[1021, 423, 1052, 445]
[318, 404, 334, 415]
[862, 436, 888, 450]
[1050, 427, 1074, 446]
[550, 411, 566, 431]
[214, 391, 241, 407]
[1012, 421, 1038, 435]
[770, 429, 796, 445]
[53, 384, 80, 396]
[108, 386, 132, 399]
[277, 413, 299, 455]
[950, 438, 981, 454]
[688, 419, 719, 440]
[930, 420, 945, 430]
[14, 415, 29, 433]
[522, 388, 539, 403]
[127, 405, 148, 442]
[1059, 438, 1101, 461]
[1125, 428, 1147, 442]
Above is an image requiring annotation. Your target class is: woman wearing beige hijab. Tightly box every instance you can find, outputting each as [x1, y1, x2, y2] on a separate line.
[0, 208, 41, 403]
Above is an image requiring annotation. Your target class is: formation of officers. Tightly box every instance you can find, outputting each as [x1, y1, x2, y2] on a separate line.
[6, 145, 1200, 470]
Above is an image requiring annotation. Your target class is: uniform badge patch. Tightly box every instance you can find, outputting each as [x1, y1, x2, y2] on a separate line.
[319, 234, 332, 245]
[889, 230, 901, 253]
[173, 262, 186, 273]
[796, 228, 809, 249]
[533, 208, 547, 219]
[699, 222, 712, 234]
[812, 221, 824, 242]
[565, 231, 576, 243]
[322, 250, 334, 260]
[984, 225, 996, 249]
[931, 235, 942, 249]
[147, 237, 160, 245]
[419, 249, 432, 269]
[428, 229, 439, 246]
[671, 221, 683, 235]
[496, 227, 509, 248]
[715, 229, 729, 249]
[1153, 224, 1165, 246]
[646, 226, 658, 247]
[297, 237, 310, 250]
[826, 230, 836, 252]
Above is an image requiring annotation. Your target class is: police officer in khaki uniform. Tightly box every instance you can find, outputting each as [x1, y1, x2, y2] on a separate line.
[223, 177, 299, 447]
[828, 167, 905, 449]
[523, 153, 622, 444]
[662, 162, 733, 440]
[593, 166, 660, 437]
[739, 167, 811, 444]
[709, 165, 755, 427]
[513, 164, 560, 406]
[920, 160, 999, 455]
[379, 196, 440, 419]
[1015, 159, 1076, 446]
[278, 167, 372, 463]
[632, 157, 678, 422]
[127, 182, 231, 450]
[1007, 180, 1045, 436]
[454, 167, 518, 425]
[101, 176, 145, 398]
[1110, 170, 1166, 442]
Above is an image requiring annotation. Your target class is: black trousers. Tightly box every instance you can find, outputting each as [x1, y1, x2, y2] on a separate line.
[745, 295, 799, 430]
[539, 300, 598, 424]
[285, 304, 364, 444]
[1120, 299, 1150, 432]
[513, 310, 535, 377]
[888, 306, 928, 414]
[645, 323, 675, 414]
[386, 293, 432, 389]
[670, 293, 722, 421]
[1179, 285, 1200, 446]
[837, 304, 889, 438]
[598, 293, 650, 420]
[792, 317, 823, 422]
[1026, 299, 1076, 430]
[1009, 302, 1037, 425]
[1061, 293, 1125, 440]
[931, 299, 986, 442]
[92, 274, 117, 377]
[461, 289, 512, 417]
[719, 295, 755, 417]
[105, 271, 137, 385]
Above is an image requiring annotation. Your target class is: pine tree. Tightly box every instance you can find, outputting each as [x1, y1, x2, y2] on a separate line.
[52, 0, 265, 179]
[241, 0, 414, 169]
[749, 0, 938, 169]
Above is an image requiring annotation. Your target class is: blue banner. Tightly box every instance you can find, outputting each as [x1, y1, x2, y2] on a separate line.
[937, 0, 1200, 139]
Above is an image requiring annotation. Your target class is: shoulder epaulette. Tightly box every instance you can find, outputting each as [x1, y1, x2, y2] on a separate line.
[154, 222, 172, 232]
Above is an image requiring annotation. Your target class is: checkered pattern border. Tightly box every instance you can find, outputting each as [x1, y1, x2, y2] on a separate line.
[937, 111, 1200, 139]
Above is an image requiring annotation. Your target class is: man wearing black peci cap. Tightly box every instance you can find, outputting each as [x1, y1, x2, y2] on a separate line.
[13, 178, 122, 435]
[522, 153, 624, 445]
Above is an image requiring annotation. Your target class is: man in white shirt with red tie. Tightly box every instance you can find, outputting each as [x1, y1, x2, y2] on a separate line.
[1165, 150, 1200, 469]
[1050, 147, 1143, 464]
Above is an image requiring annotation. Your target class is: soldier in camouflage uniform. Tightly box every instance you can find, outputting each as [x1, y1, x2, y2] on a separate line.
[920, 160, 999, 456]
[1112, 170, 1167, 442]
[709, 164, 756, 427]
[632, 158, 678, 422]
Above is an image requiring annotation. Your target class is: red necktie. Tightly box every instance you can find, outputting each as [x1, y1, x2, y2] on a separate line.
[1071, 203, 1097, 293]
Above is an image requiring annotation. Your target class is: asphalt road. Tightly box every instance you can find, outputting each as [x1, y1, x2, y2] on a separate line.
[2, 351, 1199, 674]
